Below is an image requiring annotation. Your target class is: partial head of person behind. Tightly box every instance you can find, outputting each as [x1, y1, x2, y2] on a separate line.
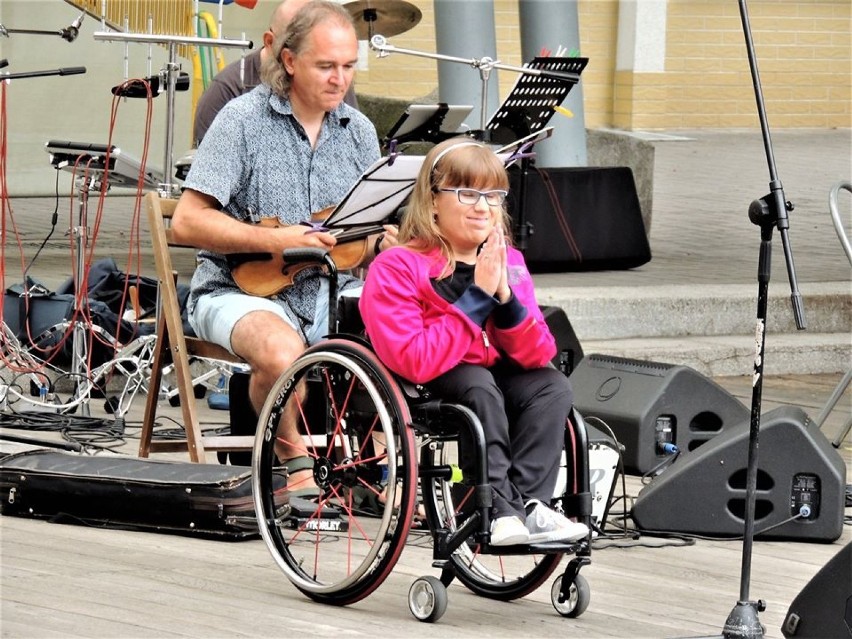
[260, 0, 357, 101]
[261, 0, 312, 59]
[400, 137, 513, 273]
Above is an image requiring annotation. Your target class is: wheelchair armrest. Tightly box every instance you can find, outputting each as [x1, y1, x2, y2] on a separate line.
[282, 247, 330, 264]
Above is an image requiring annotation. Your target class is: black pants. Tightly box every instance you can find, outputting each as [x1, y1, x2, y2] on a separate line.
[427, 362, 573, 520]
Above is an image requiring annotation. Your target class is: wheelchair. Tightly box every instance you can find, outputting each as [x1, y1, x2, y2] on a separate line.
[249, 253, 593, 623]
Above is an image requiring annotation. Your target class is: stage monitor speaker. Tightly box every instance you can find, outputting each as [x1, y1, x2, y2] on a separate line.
[539, 305, 584, 374]
[224, 371, 256, 466]
[569, 354, 749, 474]
[507, 166, 651, 273]
[631, 406, 846, 542]
[782, 541, 852, 638]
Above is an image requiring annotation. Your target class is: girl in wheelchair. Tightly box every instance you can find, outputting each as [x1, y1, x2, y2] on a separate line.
[360, 138, 588, 546]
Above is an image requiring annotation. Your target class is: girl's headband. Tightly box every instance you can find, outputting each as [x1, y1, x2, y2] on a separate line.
[429, 141, 486, 174]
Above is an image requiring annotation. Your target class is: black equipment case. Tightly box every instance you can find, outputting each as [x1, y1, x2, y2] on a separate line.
[0, 450, 283, 540]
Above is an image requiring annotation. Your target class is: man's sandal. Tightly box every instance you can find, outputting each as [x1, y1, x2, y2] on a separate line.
[280, 455, 320, 499]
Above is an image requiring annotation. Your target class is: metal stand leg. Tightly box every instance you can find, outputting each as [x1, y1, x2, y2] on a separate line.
[69, 177, 101, 416]
[811, 368, 852, 447]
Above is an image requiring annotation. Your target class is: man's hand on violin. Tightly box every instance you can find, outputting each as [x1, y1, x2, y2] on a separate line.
[281, 224, 338, 250]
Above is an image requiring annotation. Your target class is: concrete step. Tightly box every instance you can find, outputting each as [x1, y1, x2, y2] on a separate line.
[539, 281, 850, 377]
[539, 281, 850, 340]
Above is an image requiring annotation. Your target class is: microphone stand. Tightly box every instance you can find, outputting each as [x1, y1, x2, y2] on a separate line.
[0, 27, 66, 37]
[0, 63, 90, 411]
[715, 2, 806, 637]
[0, 13, 85, 43]
[369, 35, 580, 136]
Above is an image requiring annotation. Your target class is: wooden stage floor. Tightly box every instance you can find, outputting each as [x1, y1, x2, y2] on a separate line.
[1, 372, 850, 638]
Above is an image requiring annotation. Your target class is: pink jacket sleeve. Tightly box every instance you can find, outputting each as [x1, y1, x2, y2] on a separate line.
[360, 249, 484, 384]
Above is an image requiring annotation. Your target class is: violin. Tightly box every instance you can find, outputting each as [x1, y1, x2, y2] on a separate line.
[227, 208, 383, 297]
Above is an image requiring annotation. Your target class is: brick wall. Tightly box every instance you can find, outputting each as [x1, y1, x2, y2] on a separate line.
[354, 0, 850, 130]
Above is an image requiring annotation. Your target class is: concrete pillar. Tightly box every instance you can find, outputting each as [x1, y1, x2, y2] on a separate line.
[614, 0, 668, 129]
[518, 0, 586, 167]
[433, 0, 500, 133]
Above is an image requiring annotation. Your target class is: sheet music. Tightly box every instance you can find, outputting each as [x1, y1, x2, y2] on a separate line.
[321, 154, 426, 230]
[317, 132, 552, 233]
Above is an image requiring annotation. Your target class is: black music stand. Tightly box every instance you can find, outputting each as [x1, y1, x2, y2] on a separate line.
[484, 56, 588, 251]
[485, 56, 588, 146]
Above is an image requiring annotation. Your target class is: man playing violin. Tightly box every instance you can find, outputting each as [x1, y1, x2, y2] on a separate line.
[172, 1, 394, 482]
[192, 0, 358, 147]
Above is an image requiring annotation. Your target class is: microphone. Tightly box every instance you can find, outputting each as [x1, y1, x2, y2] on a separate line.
[111, 72, 190, 98]
[59, 67, 87, 76]
[61, 12, 85, 42]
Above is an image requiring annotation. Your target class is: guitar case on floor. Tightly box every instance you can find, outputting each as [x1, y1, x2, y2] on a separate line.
[0, 449, 287, 540]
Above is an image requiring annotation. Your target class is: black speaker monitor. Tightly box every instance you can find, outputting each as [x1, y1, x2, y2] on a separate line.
[539, 305, 584, 374]
[631, 406, 847, 542]
[569, 354, 750, 474]
[782, 541, 852, 638]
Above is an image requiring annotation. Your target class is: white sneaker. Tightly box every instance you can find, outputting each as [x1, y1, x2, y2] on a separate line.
[489, 515, 531, 546]
[525, 500, 589, 543]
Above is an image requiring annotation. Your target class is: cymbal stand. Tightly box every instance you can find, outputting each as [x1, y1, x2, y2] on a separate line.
[92, 31, 252, 197]
[369, 35, 580, 136]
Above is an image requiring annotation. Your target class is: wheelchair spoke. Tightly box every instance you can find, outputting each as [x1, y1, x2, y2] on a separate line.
[253, 340, 416, 605]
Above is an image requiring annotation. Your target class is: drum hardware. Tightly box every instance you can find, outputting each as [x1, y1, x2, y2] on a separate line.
[92, 31, 251, 198]
[0, 12, 85, 42]
[111, 71, 190, 98]
[344, 0, 422, 41]
[43, 141, 166, 414]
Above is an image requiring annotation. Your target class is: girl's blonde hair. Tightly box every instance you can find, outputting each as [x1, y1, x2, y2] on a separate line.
[399, 138, 512, 277]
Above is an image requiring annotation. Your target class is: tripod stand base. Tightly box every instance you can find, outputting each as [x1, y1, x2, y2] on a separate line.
[722, 601, 766, 639]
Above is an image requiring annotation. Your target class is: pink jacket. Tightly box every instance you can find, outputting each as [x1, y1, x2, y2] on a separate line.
[360, 245, 557, 384]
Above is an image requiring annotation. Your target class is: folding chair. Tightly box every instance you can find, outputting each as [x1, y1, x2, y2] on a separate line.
[139, 191, 254, 463]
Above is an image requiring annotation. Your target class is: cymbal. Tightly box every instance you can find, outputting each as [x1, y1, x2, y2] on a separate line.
[344, 0, 422, 40]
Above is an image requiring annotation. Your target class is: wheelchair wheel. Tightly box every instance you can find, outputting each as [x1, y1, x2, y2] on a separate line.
[420, 438, 563, 601]
[252, 339, 418, 605]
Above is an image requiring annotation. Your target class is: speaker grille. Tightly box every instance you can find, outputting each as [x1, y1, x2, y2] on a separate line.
[586, 354, 674, 376]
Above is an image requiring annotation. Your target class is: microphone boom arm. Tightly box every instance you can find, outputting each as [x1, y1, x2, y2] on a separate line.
[370, 35, 580, 83]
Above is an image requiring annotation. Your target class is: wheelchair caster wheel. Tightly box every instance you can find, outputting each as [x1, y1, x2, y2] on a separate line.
[551, 572, 590, 618]
[409, 576, 448, 623]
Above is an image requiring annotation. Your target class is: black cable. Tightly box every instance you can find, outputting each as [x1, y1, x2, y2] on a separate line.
[582, 415, 632, 539]
[628, 512, 807, 543]
[0, 410, 107, 431]
[22, 170, 61, 278]
[640, 449, 681, 485]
